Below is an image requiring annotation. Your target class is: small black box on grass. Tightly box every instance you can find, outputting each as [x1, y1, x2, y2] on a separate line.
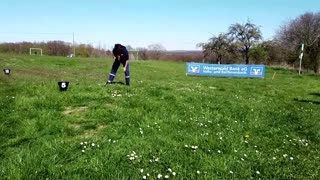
[58, 81, 69, 91]
[3, 68, 10, 75]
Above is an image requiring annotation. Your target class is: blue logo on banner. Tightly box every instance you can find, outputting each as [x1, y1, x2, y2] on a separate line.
[250, 67, 263, 75]
[188, 65, 200, 73]
[186, 63, 265, 78]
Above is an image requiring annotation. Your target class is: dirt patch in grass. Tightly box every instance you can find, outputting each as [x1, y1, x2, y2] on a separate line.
[68, 123, 81, 130]
[63, 106, 88, 115]
[105, 102, 115, 107]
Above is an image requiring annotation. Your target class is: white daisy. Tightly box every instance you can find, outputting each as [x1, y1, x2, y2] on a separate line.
[283, 154, 288, 158]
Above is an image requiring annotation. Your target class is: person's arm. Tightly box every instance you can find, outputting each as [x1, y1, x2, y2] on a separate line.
[122, 48, 129, 71]
[123, 60, 129, 72]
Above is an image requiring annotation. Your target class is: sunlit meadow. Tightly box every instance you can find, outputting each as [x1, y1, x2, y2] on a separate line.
[0, 54, 319, 179]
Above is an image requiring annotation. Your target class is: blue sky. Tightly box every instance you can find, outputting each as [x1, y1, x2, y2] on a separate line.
[0, 0, 319, 50]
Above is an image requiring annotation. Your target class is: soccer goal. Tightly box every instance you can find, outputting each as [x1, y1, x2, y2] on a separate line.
[30, 48, 43, 56]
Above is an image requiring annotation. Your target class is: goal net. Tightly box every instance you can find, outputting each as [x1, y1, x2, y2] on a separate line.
[30, 48, 43, 56]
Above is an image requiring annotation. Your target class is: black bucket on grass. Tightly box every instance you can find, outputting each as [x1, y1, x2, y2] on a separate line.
[3, 68, 10, 75]
[58, 81, 69, 91]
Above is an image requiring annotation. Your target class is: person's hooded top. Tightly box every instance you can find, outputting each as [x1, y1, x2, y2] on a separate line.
[112, 44, 129, 63]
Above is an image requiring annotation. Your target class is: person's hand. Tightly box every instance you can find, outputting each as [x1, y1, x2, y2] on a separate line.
[117, 55, 120, 60]
[123, 67, 126, 72]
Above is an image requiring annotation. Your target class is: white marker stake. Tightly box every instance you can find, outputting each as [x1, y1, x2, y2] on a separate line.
[299, 44, 304, 76]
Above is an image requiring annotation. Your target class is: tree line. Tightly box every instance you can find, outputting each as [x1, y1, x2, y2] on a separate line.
[0, 41, 202, 62]
[0, 11, 319, 73]
[0, 41, 109, 58]
[198, 11, 320, 73]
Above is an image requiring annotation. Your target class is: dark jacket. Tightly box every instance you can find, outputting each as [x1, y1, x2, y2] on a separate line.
[113, 44, 129, 63]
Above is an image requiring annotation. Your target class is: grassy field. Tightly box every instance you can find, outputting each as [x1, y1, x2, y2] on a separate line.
[0, 54, 320, 179]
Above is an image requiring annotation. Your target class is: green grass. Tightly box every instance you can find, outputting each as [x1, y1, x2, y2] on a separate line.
[0, 54, 320, 179]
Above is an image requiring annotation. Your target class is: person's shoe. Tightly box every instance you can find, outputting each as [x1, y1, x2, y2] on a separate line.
[106, 80, 113, 85]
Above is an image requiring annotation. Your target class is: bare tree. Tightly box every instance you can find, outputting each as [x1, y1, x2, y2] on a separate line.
[277, 12, 320, 73]
[47, 41, 71, 56]
[137, 47, 148, 60]
[148, 43, 166, 60]
[228, 21, 262, 64]
[197, 33, 231, 64]
[126, 45, 134, 51]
